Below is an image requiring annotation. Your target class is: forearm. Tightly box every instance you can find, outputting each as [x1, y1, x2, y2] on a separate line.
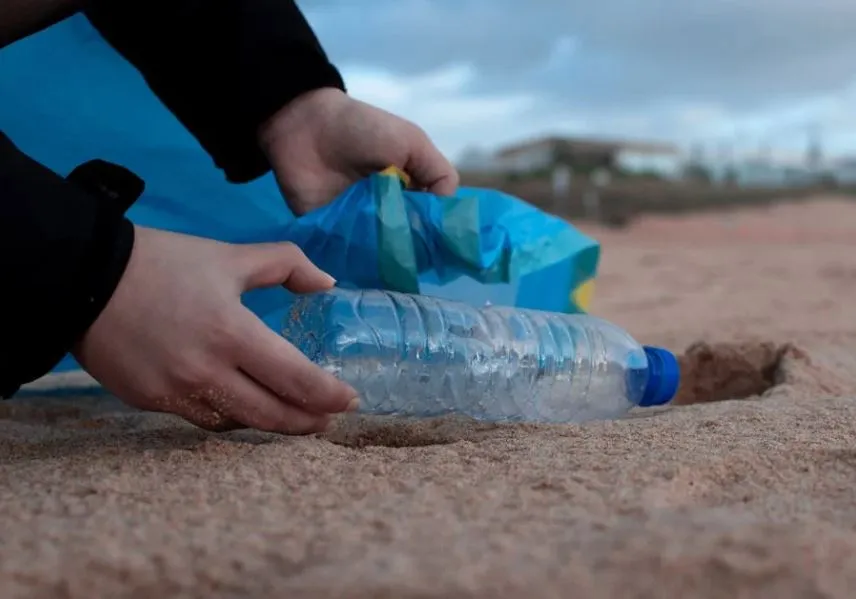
[84, 0, 345, 183]
[0, 133, 138, 397]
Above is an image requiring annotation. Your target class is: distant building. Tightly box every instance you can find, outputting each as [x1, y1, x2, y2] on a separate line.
[456, 146, 504, 174]
[492, 136, 571, 173]
[731, 159, 785, 188]
[614, 146, 683, 180]
[485, 135, 682, 180]
[730, 158, 819, 188]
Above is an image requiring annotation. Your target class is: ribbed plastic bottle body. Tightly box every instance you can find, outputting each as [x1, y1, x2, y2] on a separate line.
[282, 288, 654, 424]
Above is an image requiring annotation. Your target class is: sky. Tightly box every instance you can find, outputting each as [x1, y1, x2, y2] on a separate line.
[299, 0, 856, 164]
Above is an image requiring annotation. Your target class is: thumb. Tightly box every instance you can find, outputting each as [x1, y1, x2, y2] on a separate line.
[403, 125, 460, 197]
[234, 242, 336, 293]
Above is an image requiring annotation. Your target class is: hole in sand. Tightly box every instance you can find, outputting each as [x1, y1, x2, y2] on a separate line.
[324, 416, 496, 449]
[674, 341, 794, 405]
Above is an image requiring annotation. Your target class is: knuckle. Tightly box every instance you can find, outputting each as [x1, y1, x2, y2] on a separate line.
[172, 359, 216, 391]
[410, 125, 431, 145]
[206, 313, 244, 352]
[300, 377, 353, 413]
[279, 241, 305, 260]
[448, 168, 461, 186]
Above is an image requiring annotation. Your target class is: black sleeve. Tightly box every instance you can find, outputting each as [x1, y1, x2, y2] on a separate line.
[84, 0, 346, 184]
[0, 132, 139, 398]
[1, 0, 81, 49]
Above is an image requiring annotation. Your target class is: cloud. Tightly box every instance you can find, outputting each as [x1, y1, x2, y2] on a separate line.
[301, 0, 856, 159]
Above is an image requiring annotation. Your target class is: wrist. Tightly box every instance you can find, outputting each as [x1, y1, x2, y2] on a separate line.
[257, 87, 349, 159]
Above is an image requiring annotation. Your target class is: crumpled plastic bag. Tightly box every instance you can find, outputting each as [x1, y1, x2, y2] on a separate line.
[283, 168, 600, 313]
[0, 15, 600, 376]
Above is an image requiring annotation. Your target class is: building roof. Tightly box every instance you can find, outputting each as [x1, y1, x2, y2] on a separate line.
[495, 135, 679, 158]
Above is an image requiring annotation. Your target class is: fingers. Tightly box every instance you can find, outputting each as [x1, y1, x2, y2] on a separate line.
[233, 241, 336, 293]
[234, 308, 360, 415]
[160, 381, 329, 434]
[403, 126, 460, 197]
[151, 395, 241, 432]
[203, 373, 333, 435]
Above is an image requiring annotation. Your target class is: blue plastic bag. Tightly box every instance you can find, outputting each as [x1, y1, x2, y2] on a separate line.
[0, 16, 600, 378]
[287, 170, 600, 315]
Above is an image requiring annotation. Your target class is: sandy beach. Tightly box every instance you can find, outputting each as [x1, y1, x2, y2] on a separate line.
[5, 195, 856, 598]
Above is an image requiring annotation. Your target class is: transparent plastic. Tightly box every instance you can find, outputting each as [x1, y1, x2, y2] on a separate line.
[282, 288, 678, 424]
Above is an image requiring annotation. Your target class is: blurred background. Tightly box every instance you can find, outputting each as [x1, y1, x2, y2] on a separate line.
[301, 0, 856, 226]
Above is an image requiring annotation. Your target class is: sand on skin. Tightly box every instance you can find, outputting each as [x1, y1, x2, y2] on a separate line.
[4, 196, 856, 598]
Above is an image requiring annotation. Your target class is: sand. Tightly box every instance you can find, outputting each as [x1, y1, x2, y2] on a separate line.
[5, 195, 856, 598]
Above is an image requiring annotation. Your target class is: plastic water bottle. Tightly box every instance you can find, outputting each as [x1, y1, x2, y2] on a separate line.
[281, 288, 679, 424]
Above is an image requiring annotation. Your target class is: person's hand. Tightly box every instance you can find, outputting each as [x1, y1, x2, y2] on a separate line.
[258, 87, 460, 215]
[72, 226, 359, 433]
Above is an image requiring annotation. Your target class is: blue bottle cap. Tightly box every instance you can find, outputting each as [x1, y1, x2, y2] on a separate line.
[640, 346, 680, 407]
